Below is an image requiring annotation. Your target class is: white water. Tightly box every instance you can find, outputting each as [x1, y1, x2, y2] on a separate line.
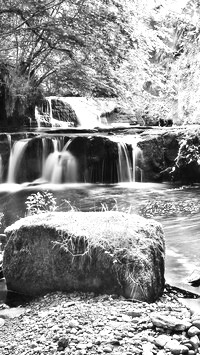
[110, 135, 142, 182]
[117, 142, 132, 182]
[42, 138, 77, 183]
[7, 140, 30, 183]
[4, 133, 143, 185]
[36, 96, 123, 128]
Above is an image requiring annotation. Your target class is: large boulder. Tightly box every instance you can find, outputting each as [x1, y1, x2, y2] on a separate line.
[3, 212, 165, 302]
[137, 129, 183, 182]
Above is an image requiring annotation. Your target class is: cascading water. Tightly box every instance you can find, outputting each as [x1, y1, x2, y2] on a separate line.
[117, 142, 132, 182]
[110, 135, 142, 183]
[4, 133, 143, 185]
[7, 139, 30, 183]
[35, 97, 120, 128]
[131, 139, 143, 182]
[42, 138, 77, 183]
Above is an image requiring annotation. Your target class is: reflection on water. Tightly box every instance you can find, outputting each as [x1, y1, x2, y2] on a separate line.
[1, 182, 200, 300]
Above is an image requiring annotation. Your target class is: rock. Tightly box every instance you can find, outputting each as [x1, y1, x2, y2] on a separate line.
[127, 309, 144, 317]
[0, 342, 6, 347]
[187, 269, 200, 287]
[3, 212, 165, 302]
[57, 337, 69, 349]
[51, 99, 79, 126]
[76, 344, 87, 350]
[187, 326, 200, 337]
[188, 335, 199, 350]
[0, 318, 5, 327]
[103, 346, 113, 353]
[151, 314, 192, 331]
[171, 345, 189, 354]
[138, 131, 180, 182]
[0, 307, 25, 319]
[69, 320, 79, 328]
[165, 339, 183, 352]
[154, 334, 171, 348]
[142, 342, 154, 355]
[191, 319, 200, 329]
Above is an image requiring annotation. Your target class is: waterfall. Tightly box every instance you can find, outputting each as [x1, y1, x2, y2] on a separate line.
[131, 140, 143, 183]
[117, 142, 132, 182]
[42, 138, 77, 183]
[35, 107, 41, 129]
[3, 134, 143, 185]
[7, 140, 30, 183]
[110, 136, 142, 183]
[46, 97, 53, 126]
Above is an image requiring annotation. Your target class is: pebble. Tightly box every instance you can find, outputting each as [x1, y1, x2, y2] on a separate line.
[187, 325, 200, 337]
[191, 319, 200, 329]
[154, 334, 171, 348]
[0, 289, 200, 355]
[103, 346, 113, 353]
[69, 319, 79, 328]
[0, 318, 5, 327]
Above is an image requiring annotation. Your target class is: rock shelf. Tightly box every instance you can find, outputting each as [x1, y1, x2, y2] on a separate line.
[0, 287, 200, 355]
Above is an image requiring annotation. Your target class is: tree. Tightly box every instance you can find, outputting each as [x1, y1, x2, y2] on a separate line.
[168, 0, 200, 124]
[0, 0, 196, 127]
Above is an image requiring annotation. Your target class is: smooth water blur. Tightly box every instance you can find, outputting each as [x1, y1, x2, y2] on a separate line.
[0, 181, 200, 297]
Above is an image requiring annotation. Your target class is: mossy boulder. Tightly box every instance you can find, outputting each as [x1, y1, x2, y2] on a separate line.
[3, 212, 165, 302]
[51, 99, 79, 126]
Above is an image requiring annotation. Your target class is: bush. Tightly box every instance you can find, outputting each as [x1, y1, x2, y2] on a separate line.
[25, 191, 57, 216]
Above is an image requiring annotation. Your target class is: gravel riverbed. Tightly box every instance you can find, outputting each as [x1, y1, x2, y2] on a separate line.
[1, 286, 200, 355]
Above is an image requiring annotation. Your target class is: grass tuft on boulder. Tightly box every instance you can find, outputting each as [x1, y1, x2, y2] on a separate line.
[3, 212, 165, 302]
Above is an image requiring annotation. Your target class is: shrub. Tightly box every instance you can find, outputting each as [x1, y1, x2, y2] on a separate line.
[25, 191, 57, 216]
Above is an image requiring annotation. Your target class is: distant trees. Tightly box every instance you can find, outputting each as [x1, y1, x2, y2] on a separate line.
[0, 0, 199, 126]
[168, 0, 200, 124]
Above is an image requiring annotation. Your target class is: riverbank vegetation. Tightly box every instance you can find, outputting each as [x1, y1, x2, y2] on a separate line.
[0, 0, 200, 126]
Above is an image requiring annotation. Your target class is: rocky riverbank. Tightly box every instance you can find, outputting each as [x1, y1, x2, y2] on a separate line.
[0, 286, 200, 355]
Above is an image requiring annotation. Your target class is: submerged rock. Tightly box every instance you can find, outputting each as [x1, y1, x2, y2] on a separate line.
[3, 212, 165, 302]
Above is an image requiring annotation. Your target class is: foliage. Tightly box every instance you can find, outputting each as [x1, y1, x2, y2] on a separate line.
[0, 0, 200, 123]
[175, 134, 200, 168]
[167, 0, 200, 123]
[0, 0, 183, 115]
[0, 0, 137, 98]
[25, 191, 57, 215]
